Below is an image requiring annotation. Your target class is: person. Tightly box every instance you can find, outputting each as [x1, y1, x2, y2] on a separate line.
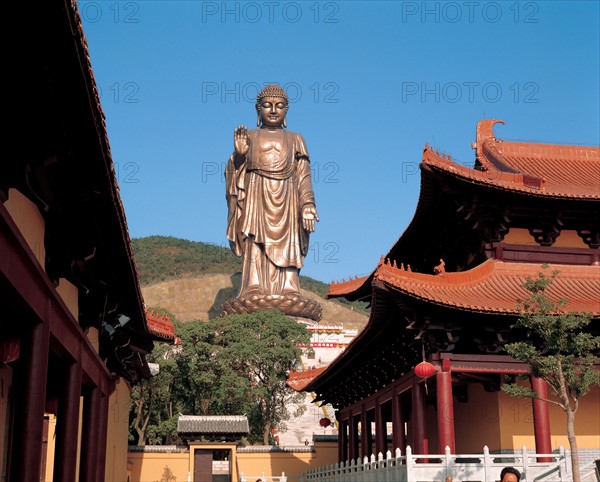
[223, 84, 320, 319]
[500, 466, 521, 482]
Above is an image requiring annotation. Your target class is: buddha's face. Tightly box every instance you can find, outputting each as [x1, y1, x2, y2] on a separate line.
[257, 96, 287, 128]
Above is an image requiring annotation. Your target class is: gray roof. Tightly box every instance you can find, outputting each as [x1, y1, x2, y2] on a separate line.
[237, 445, 314, 453]
[177, 415, 249, 434]
[129, 445, 189, 453]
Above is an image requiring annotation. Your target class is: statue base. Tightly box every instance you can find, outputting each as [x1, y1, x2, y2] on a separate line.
[219, 293, 322, 321]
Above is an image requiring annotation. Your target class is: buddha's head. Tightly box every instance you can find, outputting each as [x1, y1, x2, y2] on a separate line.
[256, 84, 288, 128]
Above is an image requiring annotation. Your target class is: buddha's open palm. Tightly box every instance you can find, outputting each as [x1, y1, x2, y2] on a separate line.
[302, 204, 319, 233]
[234, 125, 250, 157]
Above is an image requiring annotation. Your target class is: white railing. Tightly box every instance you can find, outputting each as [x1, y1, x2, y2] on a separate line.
[240, 472, 287, 482]
[302, 445, 571, 482]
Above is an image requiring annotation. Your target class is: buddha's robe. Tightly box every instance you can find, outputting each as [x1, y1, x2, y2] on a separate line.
[225, 128, 316, 298]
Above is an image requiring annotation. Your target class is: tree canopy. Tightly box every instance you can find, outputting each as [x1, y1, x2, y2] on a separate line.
[130, 309, 310, 445]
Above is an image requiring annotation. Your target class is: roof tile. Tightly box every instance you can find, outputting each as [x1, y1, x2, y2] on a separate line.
[287, 367, 327, 391]
[177, 415, 249, 434]
[375, 259, 600, 315]
[424, 120, 600, 199]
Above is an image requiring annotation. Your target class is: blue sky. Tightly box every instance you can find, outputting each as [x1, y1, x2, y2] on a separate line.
[81, 0, 600, 284]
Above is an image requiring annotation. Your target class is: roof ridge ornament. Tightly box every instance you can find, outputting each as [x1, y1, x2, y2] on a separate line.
[474, 119, 506, 171]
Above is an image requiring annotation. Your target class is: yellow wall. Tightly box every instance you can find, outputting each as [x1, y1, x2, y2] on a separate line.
[454, 383, 502, 453]
[56, 278, 79, 320]
[3, 188, 46, 269]
[128, 451, 190, 482]
[495, 383, 600, 451]
[503, 227, 588, 249]
[105, 378, 132, 481]
[127, 441, 338, 482]
[87, 327, 100, 354]
[44, 415, 57, 481]
[236, 442, 337, 479]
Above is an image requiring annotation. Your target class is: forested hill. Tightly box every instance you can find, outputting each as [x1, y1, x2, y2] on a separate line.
[131, 235, 368, 313]
[132, 236, 242, 285]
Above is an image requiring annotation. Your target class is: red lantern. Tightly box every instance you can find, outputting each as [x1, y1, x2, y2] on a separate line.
[319, 417, 331, 428]
[415, 361, 436, 379]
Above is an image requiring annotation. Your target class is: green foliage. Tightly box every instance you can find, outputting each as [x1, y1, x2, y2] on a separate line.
[132, 235, 242, 285]
[131, 309, 310, 445]
[502, 267, 600, 405]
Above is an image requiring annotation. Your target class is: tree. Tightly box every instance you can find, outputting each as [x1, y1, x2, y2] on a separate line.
[130, 339, 181, 445]
[130, 309, 309, 445]
[502, 266, 600, 482]
[129, 307, 182, 445]
[210, 310, 310, 444]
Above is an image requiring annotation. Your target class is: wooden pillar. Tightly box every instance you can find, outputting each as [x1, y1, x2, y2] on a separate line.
[338, 417, 348, 463]
[360, 406, 371, 459]
[375, 401, 387, 456]
[9, 320, 50, 482]
[54, 360, 83, 482]
[531, 377, 552, 462]
[436, 370, 455, 453]
[348, 414, 358, 463]
[411, 378, 428, 455]
[80, 385, 101, 482]
[96, 391, 110, 482]
[392, 391, 406, 454]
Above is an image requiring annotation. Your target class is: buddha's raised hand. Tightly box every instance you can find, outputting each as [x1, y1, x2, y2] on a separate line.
[234, 125, 250, 157]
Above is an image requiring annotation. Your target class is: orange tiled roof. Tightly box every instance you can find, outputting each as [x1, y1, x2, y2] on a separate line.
[287, 367, 327, 391]
[328, 275, 370, 298]
[374, 259, 600, 315]
[423, 119, 600, 199]
[145, 308, 177, 342]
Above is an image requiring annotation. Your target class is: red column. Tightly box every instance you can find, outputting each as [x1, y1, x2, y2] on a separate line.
[338, 417, 348, 463]
[80, 385, 101, 482]
[392, 392, 407, 455]
[96, 391, 110, 482]
[411, 378, 429, 456]
[348, 414, 358, 462]
[531, 377, 552, 462]
[436, 370, 455, 453]
[360, 406, 371, 459]
[375, 400, 387, 456]
[54, 360, 83, 482]
[9, 320, 50, 482]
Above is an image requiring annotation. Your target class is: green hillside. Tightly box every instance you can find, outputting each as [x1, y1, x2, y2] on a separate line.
[132, 236, 369, 314]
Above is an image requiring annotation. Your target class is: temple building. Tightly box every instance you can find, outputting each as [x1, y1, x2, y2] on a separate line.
[1, 2, 176, 481]
[290, 120, 600, 463]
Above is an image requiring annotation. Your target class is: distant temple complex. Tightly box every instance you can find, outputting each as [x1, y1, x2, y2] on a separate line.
[290, 120, 600, 463]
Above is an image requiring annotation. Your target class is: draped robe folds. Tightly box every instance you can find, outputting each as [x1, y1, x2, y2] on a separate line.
[225, 129, 316, 299]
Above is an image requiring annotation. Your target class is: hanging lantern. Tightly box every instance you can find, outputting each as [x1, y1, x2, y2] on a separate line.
[319, 417, 331, 428]
[415, 360, 436, 379]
